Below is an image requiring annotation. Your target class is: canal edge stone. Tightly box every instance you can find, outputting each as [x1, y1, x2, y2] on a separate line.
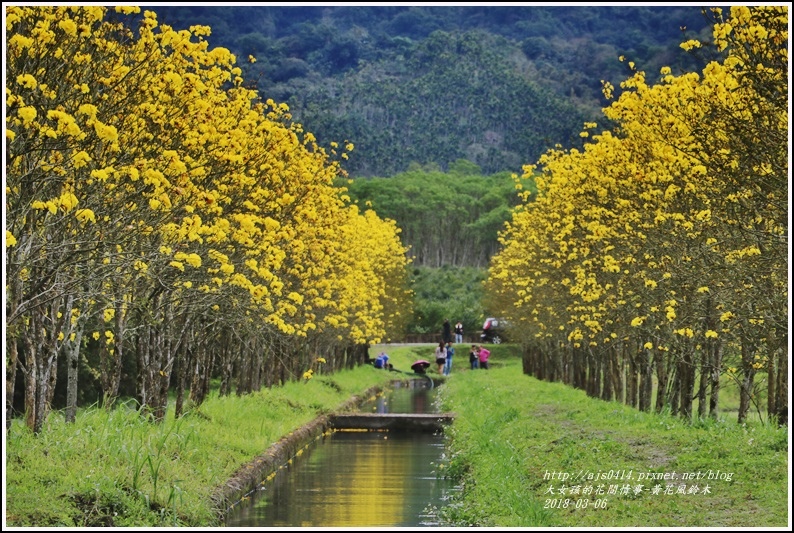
[210, 384, 384, 522]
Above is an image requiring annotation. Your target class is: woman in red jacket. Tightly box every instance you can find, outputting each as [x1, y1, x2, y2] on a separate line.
[477, 345, 490, 369]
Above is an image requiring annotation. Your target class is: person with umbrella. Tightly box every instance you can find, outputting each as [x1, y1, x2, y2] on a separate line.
[411, 359, 431, 374]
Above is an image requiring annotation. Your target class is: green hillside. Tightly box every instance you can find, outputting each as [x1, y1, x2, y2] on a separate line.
[149, 6, 714, 177]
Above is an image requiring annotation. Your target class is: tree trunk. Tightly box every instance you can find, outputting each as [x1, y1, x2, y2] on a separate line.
[737, 337, 756, 425]
[189, 340, 206, 406]
[774, 348, 787, 426]
[679, 343, 695, 422]
[625, 345, 638, 408]
[5, 276, 23, 430]
[522, 346, 533, 376]
[111, 298, 127, 399]
[765, 329, 781, 425]
[136, 328, 151, 413]
[152, 307, 188, 422]
[252, 337, 263, 391]
[611, 345, 623, 404]
[153, 324, 170, 423]
[654, 348, 668, 414]
[766, 345, 776, 424]
[63, 294, 87, 424]
[538, 346, 548, 381]
[638, 345, 653, 412]
[601, 346, 613, 402]
[587, 347, 601, 398]
[175, 342, 186, 419]
[573, 346, 586, 391]
[24, 310, 61, 434]
[64, 329, 84, 423]
[34, 344, 57, 434]
[6, 336, 19, 430]
[668, 363, 680, 417]
[100, 298, 126, 408]
[696, 345, 709, 419]
[23, 333, 38, 431]
[709, 341, 723, 418]
[552, 342, 563, 382]
[189, 338, 214, 407]
[236, 341, 253, 396]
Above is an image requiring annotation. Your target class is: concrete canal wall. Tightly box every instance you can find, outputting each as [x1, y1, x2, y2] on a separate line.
[211, 379, 455, 521]
[211, 384, 381, 519]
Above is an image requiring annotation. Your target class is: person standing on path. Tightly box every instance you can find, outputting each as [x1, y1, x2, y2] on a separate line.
[454, 321, 464, 344]
[478, 345, 491, 369]
[444, 342, 455, 376]
[442, 318, 452, 344]
[469, 345, 479, 370]
[434, 341, 447, 374]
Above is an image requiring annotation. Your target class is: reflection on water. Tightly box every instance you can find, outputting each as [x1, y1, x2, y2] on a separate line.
[366, 379, 437, 415]
[225, 381, 458, 527]
[226, 431, 455, 527]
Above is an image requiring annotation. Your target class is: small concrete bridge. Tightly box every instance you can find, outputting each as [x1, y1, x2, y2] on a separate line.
[328, 412, 455, 432]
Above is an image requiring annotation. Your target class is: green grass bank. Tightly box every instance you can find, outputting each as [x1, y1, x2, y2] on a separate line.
[433, 344, 790, 527]
[4, 364, 400, 527]
[4, 343, 790, 527]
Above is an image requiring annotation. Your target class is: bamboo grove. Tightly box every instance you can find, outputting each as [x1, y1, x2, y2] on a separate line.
[5, 6, 413, 433]
[485, 7, 788, 425]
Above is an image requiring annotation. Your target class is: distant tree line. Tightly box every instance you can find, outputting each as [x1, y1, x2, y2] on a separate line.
[342, 161, 533, 337]
[407, 265, 487, 339]
[342, 159, 533, 268]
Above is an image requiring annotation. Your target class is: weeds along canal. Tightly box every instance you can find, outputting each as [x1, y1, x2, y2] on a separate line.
[224, 379, 461, 527]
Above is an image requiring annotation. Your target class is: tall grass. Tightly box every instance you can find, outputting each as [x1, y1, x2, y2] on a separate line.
[4, 365, 397, 527]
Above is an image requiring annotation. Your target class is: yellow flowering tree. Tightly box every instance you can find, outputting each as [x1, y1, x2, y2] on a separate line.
[6, 6, 412, 430]
[486, 6, 788, 424]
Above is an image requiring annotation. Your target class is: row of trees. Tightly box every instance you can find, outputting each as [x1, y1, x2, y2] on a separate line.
[486, 6, 788, 425]
[5, 6, 413, 433]
[403, 265, 487, 338]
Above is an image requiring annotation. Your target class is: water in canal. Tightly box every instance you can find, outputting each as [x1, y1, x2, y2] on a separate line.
[225, 379, 460, 527]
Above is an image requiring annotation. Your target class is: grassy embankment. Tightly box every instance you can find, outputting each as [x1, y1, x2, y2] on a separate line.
[5, 343, 789, 527]
[429, 343, 790, 527]
[4, 361, 402, 527]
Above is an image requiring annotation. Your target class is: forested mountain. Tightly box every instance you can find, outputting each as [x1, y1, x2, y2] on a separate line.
[148, 5, 715, 178]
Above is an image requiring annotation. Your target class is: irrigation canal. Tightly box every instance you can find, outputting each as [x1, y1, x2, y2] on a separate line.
[224, 378, 461, 527]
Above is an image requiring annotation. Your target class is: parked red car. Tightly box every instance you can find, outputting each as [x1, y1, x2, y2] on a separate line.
[480, 317, 507, 344]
